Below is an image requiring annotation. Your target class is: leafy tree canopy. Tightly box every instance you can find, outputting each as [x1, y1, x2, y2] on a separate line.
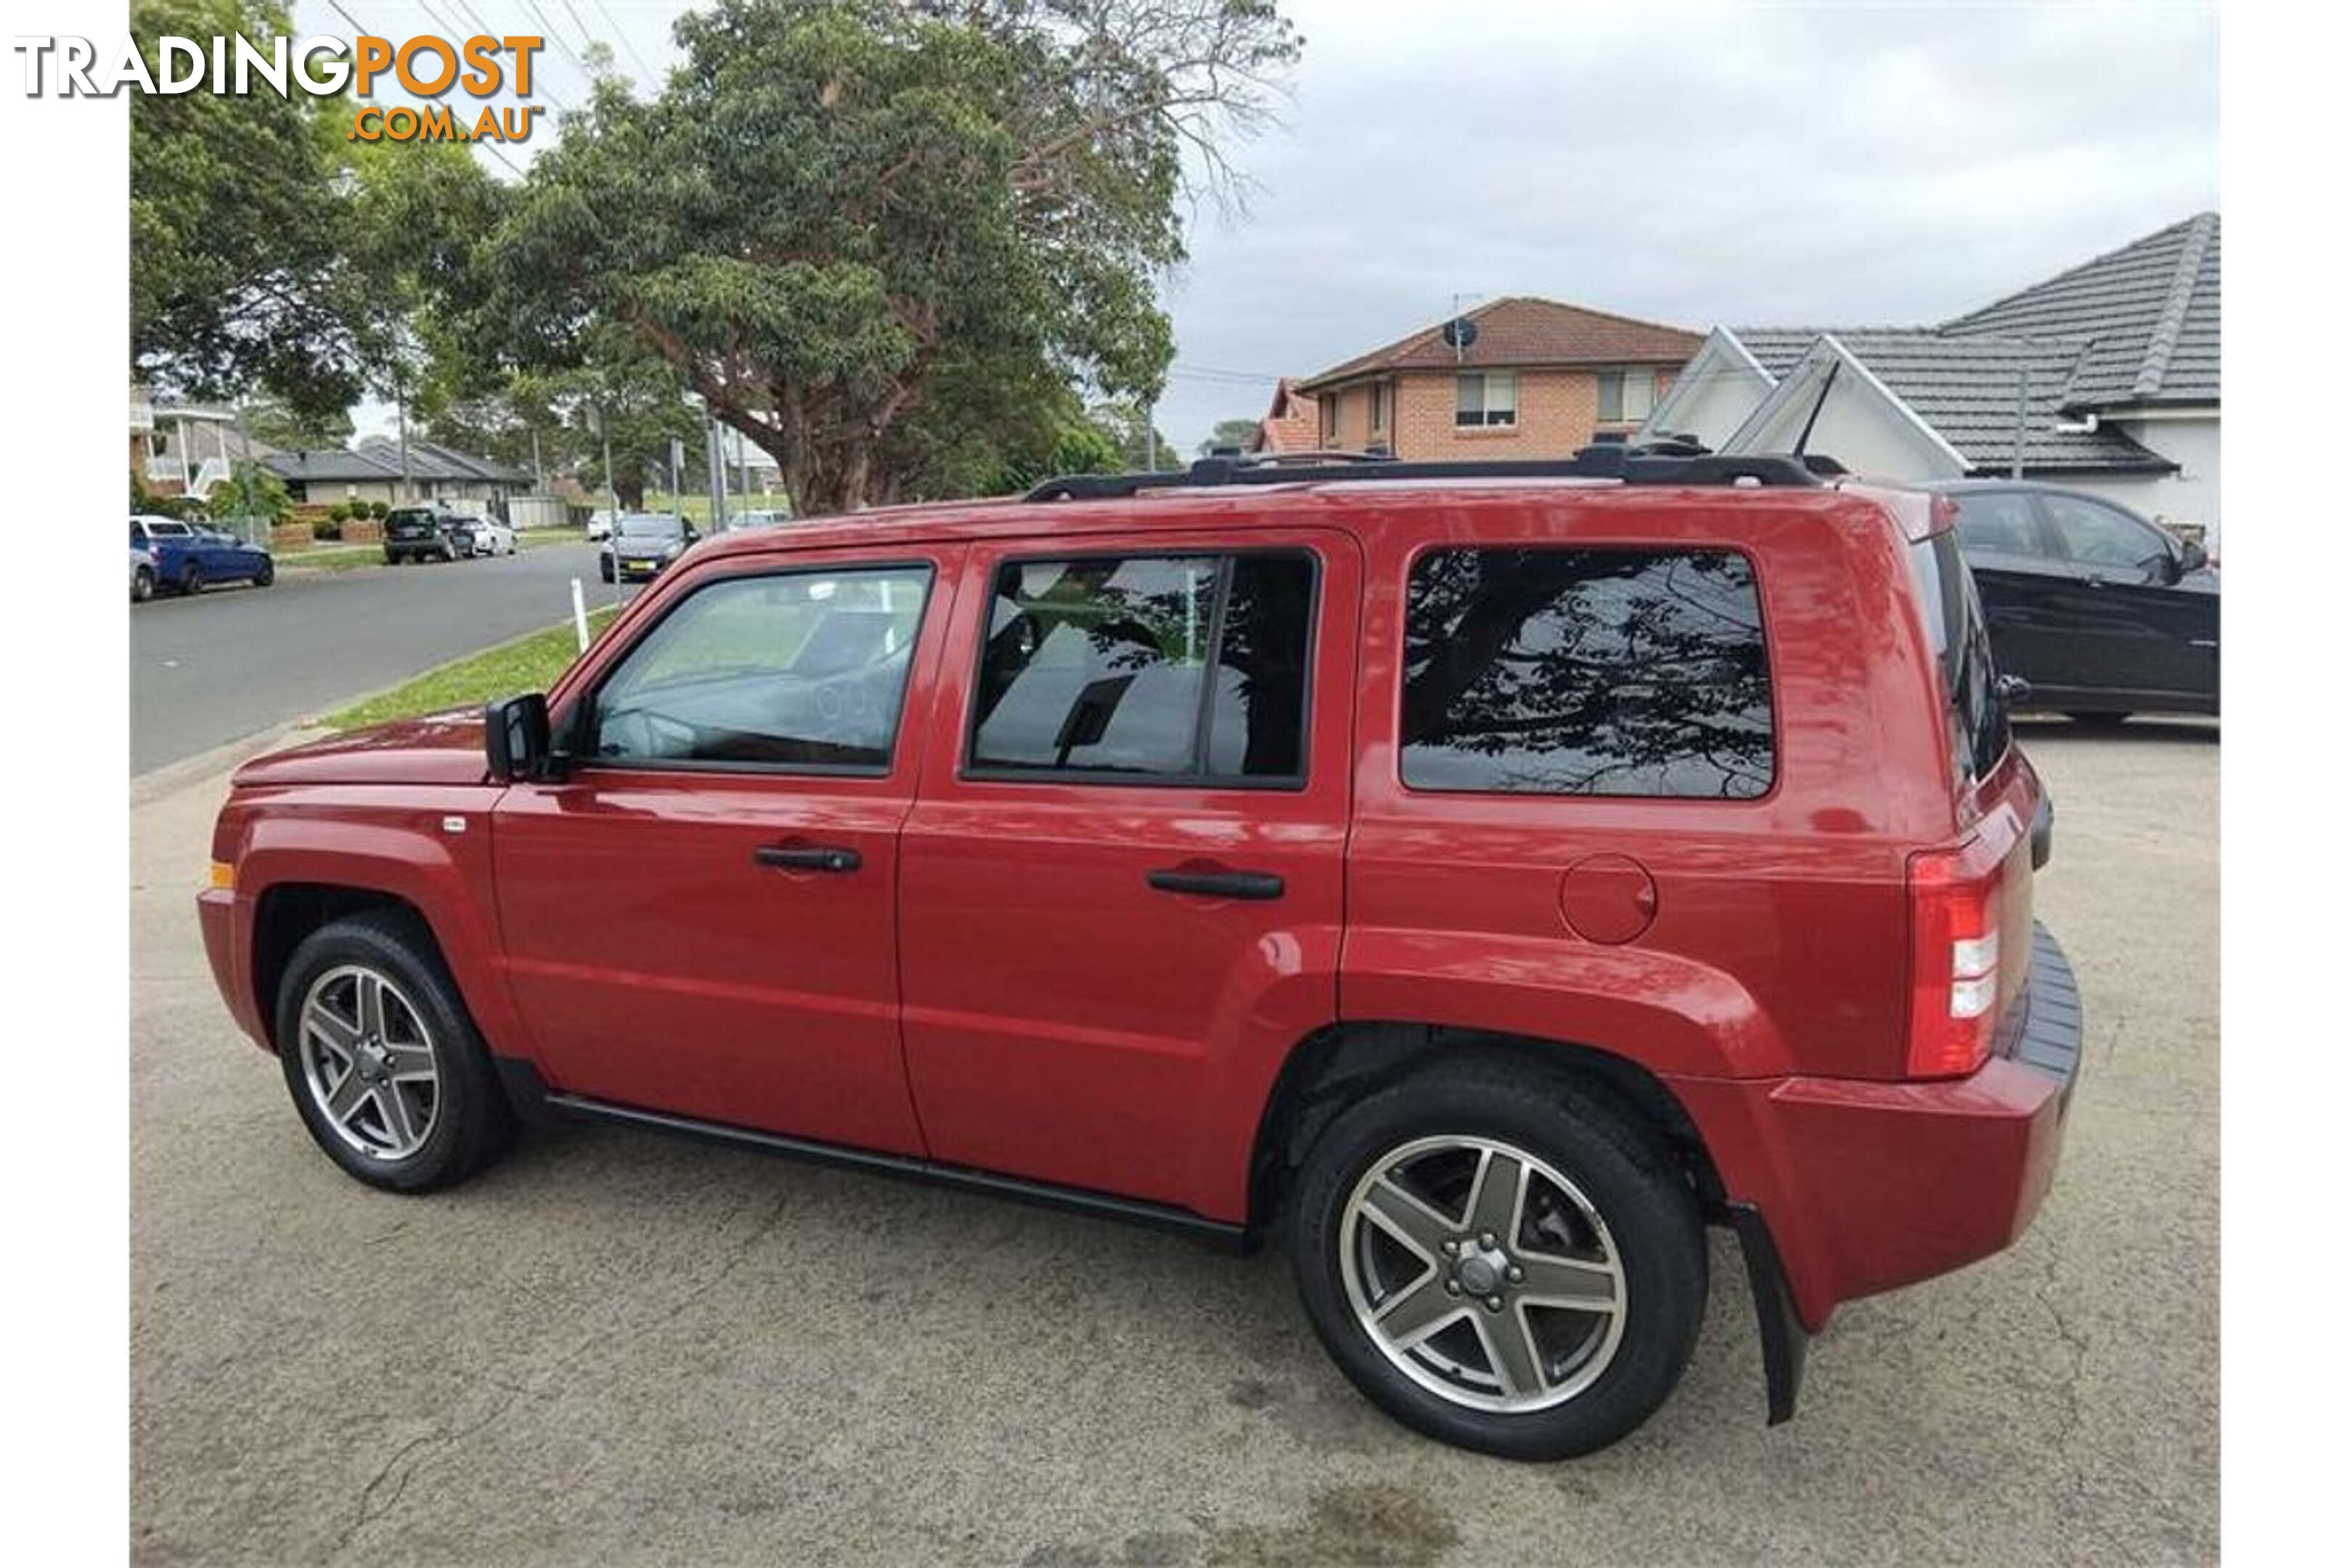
[477, 0, 1298, 515]
[1200, 417, 1260, 455]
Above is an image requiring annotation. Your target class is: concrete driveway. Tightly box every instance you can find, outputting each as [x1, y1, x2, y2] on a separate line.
[129, 719, 2218, 1564]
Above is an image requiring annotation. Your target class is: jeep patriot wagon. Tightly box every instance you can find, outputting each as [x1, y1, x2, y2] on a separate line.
[199, 448, 2082, 1458]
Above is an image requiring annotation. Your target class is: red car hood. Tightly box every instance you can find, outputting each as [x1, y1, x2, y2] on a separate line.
[233, 709, 493, 788]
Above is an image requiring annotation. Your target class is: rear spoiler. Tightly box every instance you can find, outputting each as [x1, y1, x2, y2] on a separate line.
[1833, 480, 1950, 543]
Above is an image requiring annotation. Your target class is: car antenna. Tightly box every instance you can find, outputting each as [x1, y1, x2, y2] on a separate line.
[1791, 359, 1842, 460]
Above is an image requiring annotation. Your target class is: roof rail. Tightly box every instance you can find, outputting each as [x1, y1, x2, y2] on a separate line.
[1020, 443, 1829, 502]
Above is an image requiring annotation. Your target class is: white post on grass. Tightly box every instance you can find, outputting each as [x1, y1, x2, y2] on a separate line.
[571, 578, 590, 653]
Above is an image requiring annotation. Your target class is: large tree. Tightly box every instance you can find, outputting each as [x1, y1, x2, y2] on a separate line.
[131, 0, 362, 420]
[478, 0, 1298, 515]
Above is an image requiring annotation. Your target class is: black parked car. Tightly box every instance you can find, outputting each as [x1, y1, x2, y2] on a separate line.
[383, 505, 465, 565]
[1930, 481, 2218, 724]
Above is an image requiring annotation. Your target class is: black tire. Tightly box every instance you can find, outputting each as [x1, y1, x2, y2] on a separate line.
[274, 910, 517, 1193]
[132, 565, 154, 603]
[2068, 711, 2131, 728]
[253, 558, 274, 587]
[178, 563, 203, 595]
[1287, 1059, 1706, 1460]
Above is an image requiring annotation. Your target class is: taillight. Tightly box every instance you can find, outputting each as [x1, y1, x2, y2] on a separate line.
[1906, 844, 2002, 1077]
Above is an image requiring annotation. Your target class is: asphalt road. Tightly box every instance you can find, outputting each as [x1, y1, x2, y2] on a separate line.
[128, 718, 2218, 1564]
[128, 544, 621, 775]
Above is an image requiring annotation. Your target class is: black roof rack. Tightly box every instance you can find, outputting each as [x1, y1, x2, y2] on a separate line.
[1021, 442, 1834, 502]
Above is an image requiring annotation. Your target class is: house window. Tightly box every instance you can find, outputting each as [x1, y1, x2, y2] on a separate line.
[1596, 369, 1657, 425]
[1368, 382, 1388, 435]
[1455, 371, 1517, 428]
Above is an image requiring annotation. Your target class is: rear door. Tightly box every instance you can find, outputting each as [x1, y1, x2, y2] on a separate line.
[896, 528, 1358, 1217]
[1949, 489, 2080, 694]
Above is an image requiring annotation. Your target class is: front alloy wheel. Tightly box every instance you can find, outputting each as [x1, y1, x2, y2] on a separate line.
[274, 912, 516, 1192]
[295, 965, 442, 1161]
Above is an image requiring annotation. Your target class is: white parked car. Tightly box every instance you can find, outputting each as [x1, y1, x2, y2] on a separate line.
[586, 510, 618, 542]
[456, 517, 517, 557]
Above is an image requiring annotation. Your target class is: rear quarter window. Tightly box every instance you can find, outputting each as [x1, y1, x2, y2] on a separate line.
[1908, 531, 2009, 785]
[1400, 547, 1773, 799]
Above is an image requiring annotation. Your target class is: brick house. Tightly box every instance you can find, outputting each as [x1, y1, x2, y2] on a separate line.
[1244, 378, 1323, 454]
[1293, 297, 1704, 461]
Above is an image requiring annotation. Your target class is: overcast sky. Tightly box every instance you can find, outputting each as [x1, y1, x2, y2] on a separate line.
[311, 0, 2220, 455]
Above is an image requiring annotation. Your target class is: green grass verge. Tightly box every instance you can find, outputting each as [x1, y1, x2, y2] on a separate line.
[326, 608, 620, 731]
[277, 544, 386, 571]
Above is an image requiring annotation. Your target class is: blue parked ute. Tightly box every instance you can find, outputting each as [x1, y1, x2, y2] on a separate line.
[131, 515, 274, 595]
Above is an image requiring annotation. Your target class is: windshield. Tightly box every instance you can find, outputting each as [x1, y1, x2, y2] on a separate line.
[618, 514, 685, 541]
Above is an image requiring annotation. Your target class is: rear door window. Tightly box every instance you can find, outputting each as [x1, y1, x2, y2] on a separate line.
[1400, 548, 1773, 799]
[1951, 491, 2050, 560]
[968, 552, 1316, 784]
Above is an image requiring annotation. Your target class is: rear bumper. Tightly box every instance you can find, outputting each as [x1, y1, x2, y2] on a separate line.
[1675, 921, 2083, 1332]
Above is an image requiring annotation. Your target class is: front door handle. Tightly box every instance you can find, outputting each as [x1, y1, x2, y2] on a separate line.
[754, 844, 862, 873]
[1146, 867, 1284, 901]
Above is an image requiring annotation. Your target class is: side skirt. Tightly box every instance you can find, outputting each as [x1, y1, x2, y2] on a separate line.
[491, 1057, 1249, 1251]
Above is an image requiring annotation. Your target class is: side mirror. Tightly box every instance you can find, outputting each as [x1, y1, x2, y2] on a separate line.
[2176, 538, 2208, 575]
[485, 693, 551, 781]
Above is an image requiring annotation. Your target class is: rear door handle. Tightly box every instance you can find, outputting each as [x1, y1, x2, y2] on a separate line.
[1146, 867, 1284, 901]
[754, 844, 862, 873]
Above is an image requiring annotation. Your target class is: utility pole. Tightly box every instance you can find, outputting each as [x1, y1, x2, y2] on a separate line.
[1145, 404, 1158, 473]
[396, 393, 414, 502]
[2011, 364, 2029, 480]
[597, 406, 616, 515]
[704, 411, 726, 531]
[530, 426, 544, 491]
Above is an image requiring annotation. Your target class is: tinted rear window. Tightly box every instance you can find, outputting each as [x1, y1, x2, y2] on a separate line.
[1401, 547, 1773, 799]
[969, 552, 1315, 783]
[1908, 531, 2009, 783]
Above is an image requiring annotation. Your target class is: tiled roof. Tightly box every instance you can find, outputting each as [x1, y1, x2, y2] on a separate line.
[1298, 296, 1702, 391]
[1728, 328, 2176, 474]
[266, 439, 533, 487]
[1940, 213, 2219, 408]
[1250, 379, 1321, 453]
[262, 447, 404, 484]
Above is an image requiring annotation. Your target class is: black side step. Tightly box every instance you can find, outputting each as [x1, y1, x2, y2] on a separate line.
[494, 1059, 1249, 1250]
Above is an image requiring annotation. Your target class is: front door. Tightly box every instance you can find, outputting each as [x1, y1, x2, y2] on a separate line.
[2033, 491, 2219, 706]
[491, 547, 957, 1154]
[897, 531, 1359, 1216]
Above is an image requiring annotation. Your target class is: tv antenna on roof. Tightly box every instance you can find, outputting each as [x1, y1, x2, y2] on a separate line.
[1444, 293, 1485, 362]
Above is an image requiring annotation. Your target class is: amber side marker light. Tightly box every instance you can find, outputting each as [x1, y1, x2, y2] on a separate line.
[208, 862, 236, 891]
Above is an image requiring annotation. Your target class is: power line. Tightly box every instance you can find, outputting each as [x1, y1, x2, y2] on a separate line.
[591, 0, 661, 86]
[322, 0, 531, 179]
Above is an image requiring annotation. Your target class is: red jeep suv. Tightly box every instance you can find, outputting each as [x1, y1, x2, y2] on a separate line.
[197, 449, 2081, 1459]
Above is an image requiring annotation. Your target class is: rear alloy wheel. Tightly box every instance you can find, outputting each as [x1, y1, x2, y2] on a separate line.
[276, 912, 515, 1192]
[132, 565, 154, 602]
[1289, 1063, 1704, 1459]
[179, 563, 203, 595]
